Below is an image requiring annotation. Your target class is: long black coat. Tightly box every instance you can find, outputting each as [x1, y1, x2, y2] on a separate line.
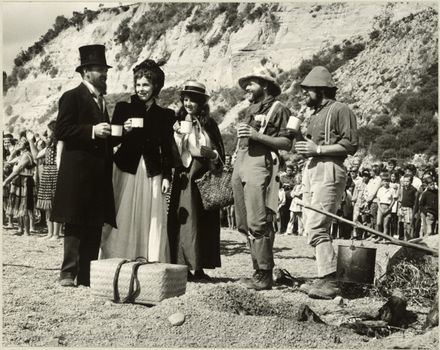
[51, 83, 116, 228]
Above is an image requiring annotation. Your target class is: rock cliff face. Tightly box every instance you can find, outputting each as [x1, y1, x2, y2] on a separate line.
[3, 2, 436, 134]
[334, 7, 438, 125]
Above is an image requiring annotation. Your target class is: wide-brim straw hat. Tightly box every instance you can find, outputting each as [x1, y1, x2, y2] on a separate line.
[300, 66, 337, 89]
[180, 81, 210, 99]
[238, 66, 282, 97]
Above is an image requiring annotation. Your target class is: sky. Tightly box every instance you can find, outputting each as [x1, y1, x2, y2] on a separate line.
[2, 1, 131, 74]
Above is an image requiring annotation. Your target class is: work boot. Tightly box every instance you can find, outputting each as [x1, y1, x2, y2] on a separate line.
[308, 274, 340, 300]
[298, 278, 325, 294]
[240, 270, 260, 285]
[244, 269, 273, 291]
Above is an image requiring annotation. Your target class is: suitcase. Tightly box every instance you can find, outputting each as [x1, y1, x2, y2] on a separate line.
[90, 258, 188, 304]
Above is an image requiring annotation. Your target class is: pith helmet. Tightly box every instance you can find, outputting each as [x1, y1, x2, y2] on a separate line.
[238, 65, 281, 97]
[300, 66, 337, 89]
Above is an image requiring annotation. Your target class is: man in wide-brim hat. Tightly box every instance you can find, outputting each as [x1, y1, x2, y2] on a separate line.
[294, 66, 358, 299]
[232, 65, 295, 291]
[51, 44, 116, 287]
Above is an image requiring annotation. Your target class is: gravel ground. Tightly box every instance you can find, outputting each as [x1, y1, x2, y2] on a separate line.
[3, 227, 438, 348]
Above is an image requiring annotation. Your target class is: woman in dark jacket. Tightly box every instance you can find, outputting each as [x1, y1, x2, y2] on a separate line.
[168, 81, 225, 281]
[100, 59, 177, 261]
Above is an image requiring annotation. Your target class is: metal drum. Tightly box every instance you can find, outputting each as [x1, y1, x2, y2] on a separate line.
[336, 244, 376, 285]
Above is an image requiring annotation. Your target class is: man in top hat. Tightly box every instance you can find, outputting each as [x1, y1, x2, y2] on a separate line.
[232, 65, 294, 290]
[295, 66, 358, 299]
[51, 44, 116, 287]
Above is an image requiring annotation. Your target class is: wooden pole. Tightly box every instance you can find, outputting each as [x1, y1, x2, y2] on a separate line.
[298, 200, 438, 257]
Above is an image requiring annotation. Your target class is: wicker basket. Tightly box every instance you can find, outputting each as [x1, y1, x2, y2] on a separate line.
[90, 258, 188, 304]
[195, 169, 234, 211]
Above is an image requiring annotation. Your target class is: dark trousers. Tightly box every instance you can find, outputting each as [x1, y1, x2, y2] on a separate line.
[60, 223, 102, 286]
[279, 198, 292, 233]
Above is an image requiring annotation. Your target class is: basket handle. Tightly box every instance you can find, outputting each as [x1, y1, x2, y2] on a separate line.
[112, 259, 130, 303]
[113, 258, 149, 303]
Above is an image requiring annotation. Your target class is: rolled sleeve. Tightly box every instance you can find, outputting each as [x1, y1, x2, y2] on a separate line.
[335, 104, 358, 155]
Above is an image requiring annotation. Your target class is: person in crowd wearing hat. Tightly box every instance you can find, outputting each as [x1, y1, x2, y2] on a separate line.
[295, 66, 358, 299]
[373, 172, 395, 243]
[100, 59, 177, 262]
[51, 44, 116, 287]
[167, 81, 225, 281]
[232, 65, 294, 291]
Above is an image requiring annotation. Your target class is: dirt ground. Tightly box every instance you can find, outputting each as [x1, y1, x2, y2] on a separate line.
[2, 227, 438, 348]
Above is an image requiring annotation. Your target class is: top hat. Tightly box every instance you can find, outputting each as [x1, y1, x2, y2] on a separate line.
[300, 66, 337, 89]
[180, 81, 210, 99]
[75, 45, 112, 73]
[238, 66, 282, 97]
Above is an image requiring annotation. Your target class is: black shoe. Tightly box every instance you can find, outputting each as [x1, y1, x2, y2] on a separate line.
[194, 270, 212, 281]
[187, 271, 194, 281]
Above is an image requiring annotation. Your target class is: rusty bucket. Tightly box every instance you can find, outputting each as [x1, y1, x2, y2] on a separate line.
[336, 244, 376, 285]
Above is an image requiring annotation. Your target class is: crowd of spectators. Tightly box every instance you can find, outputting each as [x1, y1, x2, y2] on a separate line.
[221, 154, 438, 242]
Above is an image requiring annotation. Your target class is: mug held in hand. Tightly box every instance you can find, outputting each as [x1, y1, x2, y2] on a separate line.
[180, 120, 193, 134]
[286, 115, 304, 132]
[111, 124, 123, 136]
[132, 118, 144, 128]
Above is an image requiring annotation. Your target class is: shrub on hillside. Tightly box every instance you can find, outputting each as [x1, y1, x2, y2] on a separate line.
[17, 67, 30, 81]
[49, 67, 58, 79]
[85, 9, 99, 22]
[369, 29, 380, 40]
[5, 105, 13, 116]
[114, 18, 130, 44]
[8, 115, 19, 125]
[40, 56, 52, 73]
[358, 125, 383, 149]
[372, 114, 391, 127]
[342, 42, 365, 60]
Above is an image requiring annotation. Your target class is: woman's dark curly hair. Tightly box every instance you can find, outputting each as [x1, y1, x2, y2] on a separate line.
[176, 92, 210, 128]
[133, 59, 166, 97]
[47, 120, 57, 148]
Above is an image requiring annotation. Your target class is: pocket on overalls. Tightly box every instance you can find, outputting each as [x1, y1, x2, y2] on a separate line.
[333, 162, 347, 185]
[323, 161, 335, 184]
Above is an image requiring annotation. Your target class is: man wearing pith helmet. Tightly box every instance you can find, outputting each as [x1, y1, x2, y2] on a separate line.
[232, 64, 295, 290]
[295, 66, 358, 299]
